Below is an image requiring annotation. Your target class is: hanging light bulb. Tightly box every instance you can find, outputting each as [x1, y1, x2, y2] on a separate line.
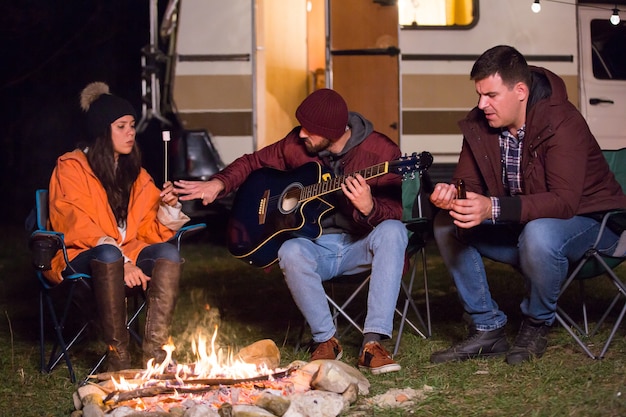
[531, 0, 541, 13]
[610, 7, 620, 25]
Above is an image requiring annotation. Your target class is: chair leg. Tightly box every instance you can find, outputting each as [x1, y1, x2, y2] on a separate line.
[326, 292, 365, 335]
[557, 256, 626, 359]
[394, 247, 430, 356]
[42, 287, 78, 383]
[421, 248, 432, 337]
[599, 301, 626, 359]
[555, 312, 597, 359]
[591, 292, 621, 337]
[83, 352, 109, 386]
[39, 291, 46, 375]
[127, 293, 146, 346]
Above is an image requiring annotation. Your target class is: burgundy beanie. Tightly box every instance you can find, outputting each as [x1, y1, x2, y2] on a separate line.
[295, 88, 348, 140]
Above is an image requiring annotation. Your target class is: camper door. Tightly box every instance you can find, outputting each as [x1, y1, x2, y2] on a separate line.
[578, 4, 626, 150]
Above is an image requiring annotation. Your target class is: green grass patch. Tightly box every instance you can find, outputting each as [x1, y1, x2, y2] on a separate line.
[3, 221, 626, 416]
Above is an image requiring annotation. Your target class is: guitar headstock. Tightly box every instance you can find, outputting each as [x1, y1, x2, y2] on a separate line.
[389, 151, 433, 180]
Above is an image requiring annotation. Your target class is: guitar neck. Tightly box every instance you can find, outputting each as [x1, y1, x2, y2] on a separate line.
[300, 161, 389, 201]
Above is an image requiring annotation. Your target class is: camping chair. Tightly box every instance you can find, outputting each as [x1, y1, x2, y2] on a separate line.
[555, 148, 626, 359]
[28, 189, 206, 382]
[297, 166, 432, 356]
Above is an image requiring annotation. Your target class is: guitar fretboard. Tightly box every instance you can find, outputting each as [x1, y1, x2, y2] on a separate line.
[300, 161, 389, 201]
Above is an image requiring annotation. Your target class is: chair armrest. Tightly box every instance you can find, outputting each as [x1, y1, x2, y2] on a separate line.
[404, 217, 430, 252]
[594, 209, 626, 249]
[404, 218, 429, 234]
[169, 223, 207, 250]
[29, 230, 63, 271]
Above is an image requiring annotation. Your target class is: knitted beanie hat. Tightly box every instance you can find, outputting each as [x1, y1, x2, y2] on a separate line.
[295, 88, 348, 140]
[80, 82, 137, 139]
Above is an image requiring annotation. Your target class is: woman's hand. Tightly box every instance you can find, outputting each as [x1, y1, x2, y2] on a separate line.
[160, 181, 179, 207]
[123, 262, 150, 290]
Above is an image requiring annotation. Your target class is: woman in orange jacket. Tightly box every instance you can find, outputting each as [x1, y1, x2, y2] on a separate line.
[47, 82, 190, 371]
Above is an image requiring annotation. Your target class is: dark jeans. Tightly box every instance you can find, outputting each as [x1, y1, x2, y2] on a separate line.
[63, 242, 180, 278]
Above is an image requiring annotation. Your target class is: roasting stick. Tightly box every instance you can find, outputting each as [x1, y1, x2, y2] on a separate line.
[162, 130, 171, 183]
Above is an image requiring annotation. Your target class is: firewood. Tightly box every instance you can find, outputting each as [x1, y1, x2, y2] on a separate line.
[103, 367, 297, 405]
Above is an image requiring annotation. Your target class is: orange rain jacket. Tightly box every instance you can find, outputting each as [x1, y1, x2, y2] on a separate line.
[45, 149, 185, 284]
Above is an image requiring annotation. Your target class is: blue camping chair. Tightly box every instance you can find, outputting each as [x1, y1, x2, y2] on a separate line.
[28, 189, 206, 382]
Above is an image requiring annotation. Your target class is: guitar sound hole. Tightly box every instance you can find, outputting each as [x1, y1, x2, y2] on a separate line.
[279, 184, 302, 214]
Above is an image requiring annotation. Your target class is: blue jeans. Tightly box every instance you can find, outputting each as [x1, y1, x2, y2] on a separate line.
[278, 219, 408, 343]
[433, 211, 620, 330]
[64, 242, 180, 278]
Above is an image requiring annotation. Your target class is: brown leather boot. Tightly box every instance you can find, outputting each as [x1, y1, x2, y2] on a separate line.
[90, 258, 132, 372]
[142, 258, 182, 365]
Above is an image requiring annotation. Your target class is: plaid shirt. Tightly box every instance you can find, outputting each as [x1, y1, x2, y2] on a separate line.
[490, 126, 525, 221]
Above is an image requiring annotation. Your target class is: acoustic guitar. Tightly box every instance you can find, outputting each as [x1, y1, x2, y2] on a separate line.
[227, 151, 433, 268]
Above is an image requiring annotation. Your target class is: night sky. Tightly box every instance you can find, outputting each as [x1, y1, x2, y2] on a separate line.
[1, 1, 170, 226]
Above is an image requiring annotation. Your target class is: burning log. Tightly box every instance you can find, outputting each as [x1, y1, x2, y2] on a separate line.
[106, 384, 216, 404]
[89, 369, 149, 382]
[103, 367, 297, 405]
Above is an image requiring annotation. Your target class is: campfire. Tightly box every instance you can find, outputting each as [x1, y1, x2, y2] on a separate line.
[72, 326, 371, 417]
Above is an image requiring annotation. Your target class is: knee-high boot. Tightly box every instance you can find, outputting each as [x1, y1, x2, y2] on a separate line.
[142, 258, 182, 365]
[90, 258, 131, 371]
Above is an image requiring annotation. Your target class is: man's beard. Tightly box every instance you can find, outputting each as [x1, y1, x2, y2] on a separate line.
[304, 137, 331, 154]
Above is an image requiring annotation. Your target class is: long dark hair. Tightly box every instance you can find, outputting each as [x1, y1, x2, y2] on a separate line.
[86, 125, 142, 226]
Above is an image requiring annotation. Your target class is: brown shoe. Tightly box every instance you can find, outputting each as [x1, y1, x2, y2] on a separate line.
[310, 337, 343, 361]
[358, 341, 401, 375]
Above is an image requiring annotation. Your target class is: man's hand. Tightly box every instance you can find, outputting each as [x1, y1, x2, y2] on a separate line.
[123, 262, 150, 291]
[430, 183, 457, 210]
[341, 174, 374, 216]
[430, 182, 492, 228]
[450, 192, 492, 228]
[174, 179, 225, 205]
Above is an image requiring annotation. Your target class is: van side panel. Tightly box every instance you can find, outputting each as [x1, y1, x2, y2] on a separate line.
[173, 0, 254, 164]
[399, 0, 578, 163]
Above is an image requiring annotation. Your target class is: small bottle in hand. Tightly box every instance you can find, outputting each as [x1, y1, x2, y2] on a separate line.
[456, 179, 466, 199]
[455, 179, 466, 238]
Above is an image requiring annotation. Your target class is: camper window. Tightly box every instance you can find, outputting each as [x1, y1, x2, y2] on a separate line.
[399, 0, 476, 28]
[590, 19, 626, 81]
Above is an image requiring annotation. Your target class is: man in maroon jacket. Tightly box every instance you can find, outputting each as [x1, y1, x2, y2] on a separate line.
[176, 89, 408, 374]
[429, 45, 626, 365]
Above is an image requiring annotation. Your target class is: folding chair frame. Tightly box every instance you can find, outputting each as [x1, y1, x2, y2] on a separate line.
[323, 263, 430, 357]
[555, 209, 626, 359]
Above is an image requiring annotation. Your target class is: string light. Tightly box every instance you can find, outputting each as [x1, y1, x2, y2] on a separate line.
[530, 1, 622, 25]
[610, 7, 620, 25]
[531, 0, 541, 13]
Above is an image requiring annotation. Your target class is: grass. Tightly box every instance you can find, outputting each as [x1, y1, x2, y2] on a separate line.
[2, 218, 626, 416]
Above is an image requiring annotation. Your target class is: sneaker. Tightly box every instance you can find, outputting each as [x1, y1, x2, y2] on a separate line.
[310, 337, 343, 361]
[358, 341, 401, 375]
[506, 318, 550, 365]
[430, 326, 509, 364]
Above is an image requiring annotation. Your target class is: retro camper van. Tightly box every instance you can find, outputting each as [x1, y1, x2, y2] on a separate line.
[162, 0, 625, 175]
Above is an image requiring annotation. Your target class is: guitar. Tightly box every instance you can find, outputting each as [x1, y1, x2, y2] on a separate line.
[227, 151, 433, 268]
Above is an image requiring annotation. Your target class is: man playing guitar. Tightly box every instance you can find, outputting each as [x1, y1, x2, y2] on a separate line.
[176, 88, 411, 374]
